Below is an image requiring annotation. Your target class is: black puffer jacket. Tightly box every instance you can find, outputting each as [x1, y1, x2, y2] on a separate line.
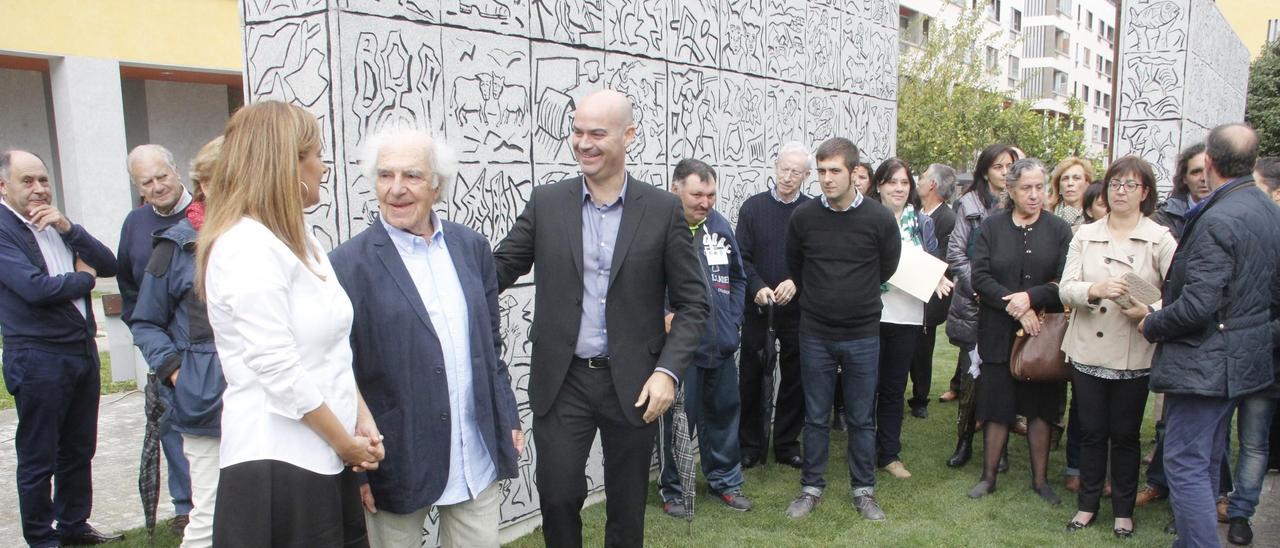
[1144, 177, 1280, 398]
[944, 192, 996, 346]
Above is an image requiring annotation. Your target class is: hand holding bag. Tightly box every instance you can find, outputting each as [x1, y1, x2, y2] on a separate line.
[1010, 311, 1071, 382]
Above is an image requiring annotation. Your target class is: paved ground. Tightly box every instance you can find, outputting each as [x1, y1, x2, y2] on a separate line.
[0, 390, 182, 545]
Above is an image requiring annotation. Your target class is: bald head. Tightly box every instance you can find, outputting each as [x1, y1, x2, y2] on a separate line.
[1205, 123, 1259, 188]
[571, 89, 637, 185]
[576, 89, 635, 129]
[0, 150, 53, 219]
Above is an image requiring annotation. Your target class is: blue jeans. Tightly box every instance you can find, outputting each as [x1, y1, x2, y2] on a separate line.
[799, 334, 879, 496]
[659, 356, 745, 500]
[1165, 394, 1237, 548]
[1227, 393, 1278, 520]
[159, 389, 194, 516]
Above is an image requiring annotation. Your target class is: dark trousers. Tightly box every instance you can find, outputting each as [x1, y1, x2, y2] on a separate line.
[659, 356, 745, 499]
[1065, 389, 1081, 474]
[907, 324, 936, 410]
[212, 460, 366, 548]
[1164, 394, 1237, 548]
[877, 323, 919, 466]
[1071, 370, 1148, 518]
[738, 312, 804, 461]
[798, 334, 879, 494]
[3, 345, 100, 548]
[534, 361, 657, 548]
[1147, 422, 1233, 493]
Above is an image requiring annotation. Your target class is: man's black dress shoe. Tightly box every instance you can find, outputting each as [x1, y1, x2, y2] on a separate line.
[59, 525, 123, 545]
[782, 455, 803, 469]
[741, 454, 760, 469]
[1228, 516, 1253, 545]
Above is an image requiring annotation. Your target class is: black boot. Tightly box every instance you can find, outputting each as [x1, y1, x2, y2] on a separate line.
[947, 434, 973, 467]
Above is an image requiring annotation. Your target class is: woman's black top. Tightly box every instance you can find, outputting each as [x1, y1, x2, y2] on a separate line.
[970, 210, 1073, 363]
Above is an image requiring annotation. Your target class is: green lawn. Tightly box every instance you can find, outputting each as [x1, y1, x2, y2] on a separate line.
[506, 331, 1174, 547]
[69, 330, 1179, 547]
[0, 352, 136, 411]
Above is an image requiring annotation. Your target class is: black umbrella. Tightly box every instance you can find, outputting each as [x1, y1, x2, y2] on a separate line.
[758, 301, 779, 465]
[139, 372, 164, 536]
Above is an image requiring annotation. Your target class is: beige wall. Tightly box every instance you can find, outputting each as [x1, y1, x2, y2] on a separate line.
[1216, 0, 1280, 58]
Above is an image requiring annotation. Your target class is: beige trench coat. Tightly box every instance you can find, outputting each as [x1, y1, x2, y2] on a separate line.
[1059, 216, 1177, 371]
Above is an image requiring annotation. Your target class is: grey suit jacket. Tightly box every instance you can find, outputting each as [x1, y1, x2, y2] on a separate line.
[494, 174, 709, 427]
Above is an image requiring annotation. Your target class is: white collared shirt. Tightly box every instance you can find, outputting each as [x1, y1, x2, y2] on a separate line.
[205, 217, 358, 475]
[1, 201, 84, 317]
[819, 187, 865, 212]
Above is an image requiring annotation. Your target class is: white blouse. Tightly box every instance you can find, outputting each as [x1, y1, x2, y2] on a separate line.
[205, 218, 357, 475]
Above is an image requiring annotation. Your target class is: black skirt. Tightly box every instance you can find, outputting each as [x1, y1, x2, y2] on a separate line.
[212, 459, 367, 548]
[975, 361, 1067, 425]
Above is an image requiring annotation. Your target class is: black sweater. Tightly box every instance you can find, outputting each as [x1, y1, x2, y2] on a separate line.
[786, 198, 901, 339]
[970, 210, 1072, 363]
[735, 191, 811, 319]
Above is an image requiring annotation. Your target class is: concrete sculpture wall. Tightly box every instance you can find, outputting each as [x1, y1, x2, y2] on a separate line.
[1114, 0, 1249, 194]
[240, 0, 897, 542]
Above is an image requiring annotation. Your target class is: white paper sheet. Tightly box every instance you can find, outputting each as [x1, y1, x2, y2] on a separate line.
[887, 246, 949, 303]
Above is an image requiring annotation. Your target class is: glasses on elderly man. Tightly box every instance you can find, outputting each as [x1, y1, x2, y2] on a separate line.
[1107, 179, 1143, 192]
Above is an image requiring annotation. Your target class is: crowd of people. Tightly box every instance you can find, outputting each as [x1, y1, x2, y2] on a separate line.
[1, 90, 1278, 548]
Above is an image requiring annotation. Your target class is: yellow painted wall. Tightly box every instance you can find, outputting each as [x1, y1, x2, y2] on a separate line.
[0, 0, 241, 71]
[1217, 0, 1280, 59]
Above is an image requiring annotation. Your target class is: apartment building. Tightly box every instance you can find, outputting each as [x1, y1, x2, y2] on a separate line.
[900, 0, 1118, 157]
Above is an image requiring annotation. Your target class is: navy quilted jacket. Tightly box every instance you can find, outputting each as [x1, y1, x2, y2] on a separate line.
[1144, 177, 1280, 398]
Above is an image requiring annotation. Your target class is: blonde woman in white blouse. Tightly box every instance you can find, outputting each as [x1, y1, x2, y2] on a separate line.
[196, 101, 384, 547]
[1058, 156, 1176, 539]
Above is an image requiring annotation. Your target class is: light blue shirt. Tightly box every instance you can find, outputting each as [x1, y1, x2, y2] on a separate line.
[382, 216, 495, 505]
[576, 181, 627, 358]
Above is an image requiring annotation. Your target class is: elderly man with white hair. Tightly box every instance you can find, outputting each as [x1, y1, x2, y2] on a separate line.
[118, 143, 194, 536]
[735, 141, 814, 470]
[329, 127, 522, 548]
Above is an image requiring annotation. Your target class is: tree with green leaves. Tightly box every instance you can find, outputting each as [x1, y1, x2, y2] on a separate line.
[1246, 39, 1280, 157]
[896, 8, 1092, 176]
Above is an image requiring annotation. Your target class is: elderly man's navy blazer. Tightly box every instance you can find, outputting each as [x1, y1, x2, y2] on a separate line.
[330, 217, 520, 515]
[0, 204, 117, 351]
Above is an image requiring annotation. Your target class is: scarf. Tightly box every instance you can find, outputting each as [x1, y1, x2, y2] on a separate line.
[186, 200, 205, 230]
[882, 204, 921, 294]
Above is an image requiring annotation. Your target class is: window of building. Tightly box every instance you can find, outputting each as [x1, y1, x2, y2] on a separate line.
[1268, 19, 1280, 44]
[1104, 59, 1113, 76]
[987, 0, 1002, 22]
[1086, 11, 1093, 29]
[1096, 54, 1104, 73]
[1055, 29, 1071, 56]
[1011, 8, 1022, 33]
[1057, 0, 1072, 17]
[1008, 56, 1020, 88]
[1053, 71, 1069, 96]
[1095, 89, 1102, 107]
[1081, 84, 1090, 100]
[986, 46, 1000, 72]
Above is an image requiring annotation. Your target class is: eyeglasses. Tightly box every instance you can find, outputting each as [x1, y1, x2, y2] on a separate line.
[778, 168, 808, 178]
[1107, 179, 1143, 193]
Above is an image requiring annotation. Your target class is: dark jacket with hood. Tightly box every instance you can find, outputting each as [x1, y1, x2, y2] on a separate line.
[129, 218, 225, 436]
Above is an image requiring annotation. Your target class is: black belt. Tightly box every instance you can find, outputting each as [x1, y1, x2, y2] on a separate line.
[572, 356, 611, 369]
